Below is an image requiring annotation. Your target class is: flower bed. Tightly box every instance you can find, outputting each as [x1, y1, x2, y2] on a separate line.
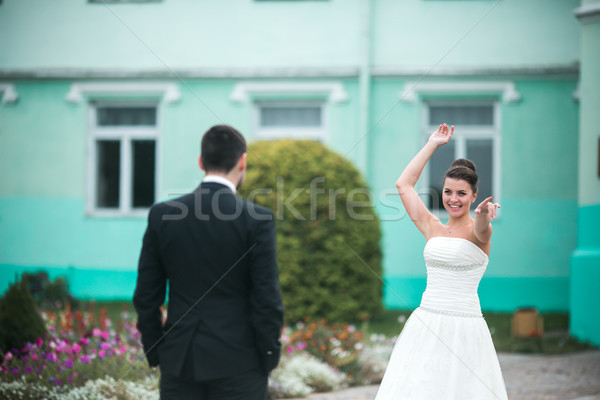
[1, 307, 396, 399]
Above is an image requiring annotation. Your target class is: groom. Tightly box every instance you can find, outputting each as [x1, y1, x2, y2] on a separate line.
[133, 125, 284, 399]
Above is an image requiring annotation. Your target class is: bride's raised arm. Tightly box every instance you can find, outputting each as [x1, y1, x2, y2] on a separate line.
[395, 123, 454, 239]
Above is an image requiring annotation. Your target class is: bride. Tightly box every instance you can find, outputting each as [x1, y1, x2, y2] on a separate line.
[375, 123, 508, 399]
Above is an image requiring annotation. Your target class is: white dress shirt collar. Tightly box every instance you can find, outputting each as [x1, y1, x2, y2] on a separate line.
[202, 174, 237, 193]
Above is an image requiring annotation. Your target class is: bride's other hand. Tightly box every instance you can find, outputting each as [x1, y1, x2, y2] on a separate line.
[474, 196, 500, 221]
[428, 123, 454, 147]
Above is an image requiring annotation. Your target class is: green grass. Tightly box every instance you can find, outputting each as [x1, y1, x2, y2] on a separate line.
[366, 309, 597, 354]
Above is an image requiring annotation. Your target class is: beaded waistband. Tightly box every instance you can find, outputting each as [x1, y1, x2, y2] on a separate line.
[418, 306, 482, 318]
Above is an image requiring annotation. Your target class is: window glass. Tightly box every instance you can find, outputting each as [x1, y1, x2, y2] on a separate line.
[260, 106, 322, 127]
[132, 140, 156, 208]
[429, 141, 456, 210]
[466, 139, 493, 206]
[97, 107, 156, 126]
[429, 105, 493, 126]
[96, 140, 121, 208]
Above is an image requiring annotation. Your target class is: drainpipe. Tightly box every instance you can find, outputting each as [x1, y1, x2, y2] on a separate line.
[358, 0, 372, 177]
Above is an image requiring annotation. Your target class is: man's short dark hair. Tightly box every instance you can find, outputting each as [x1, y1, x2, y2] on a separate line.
[201, 125, 247, 173]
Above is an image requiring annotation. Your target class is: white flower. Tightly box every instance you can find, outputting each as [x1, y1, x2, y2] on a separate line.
[269, 352, 346, 397]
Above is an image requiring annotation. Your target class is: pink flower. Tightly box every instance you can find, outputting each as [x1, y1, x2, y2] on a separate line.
[72, 343, 81, 354]
[101, 331, 109, 341]
[79, 338, 89, 345]
[99, 349, 106, 358]
[101, 343, 110, 350]
[3, 351, 13, 362]
[92, 328, 102, 337]
[296, 342, 307, 350]
[119, 346, 126, 354]
[286, 346, 294, 354]
[36, 338, 43, 347]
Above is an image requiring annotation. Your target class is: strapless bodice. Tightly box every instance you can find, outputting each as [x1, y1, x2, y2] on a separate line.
[419, 237, 488, 318]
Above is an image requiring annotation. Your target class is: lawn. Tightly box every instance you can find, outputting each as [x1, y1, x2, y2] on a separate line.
[367, 309, 596, 354]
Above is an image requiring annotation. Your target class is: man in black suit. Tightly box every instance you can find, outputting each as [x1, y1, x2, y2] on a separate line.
[133, 125, 284, 399]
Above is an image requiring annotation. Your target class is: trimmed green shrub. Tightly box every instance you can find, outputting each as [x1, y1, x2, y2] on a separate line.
[239, 140, 383, 322]
[0, 277, 46, 353]
[22, 271, 78, 309]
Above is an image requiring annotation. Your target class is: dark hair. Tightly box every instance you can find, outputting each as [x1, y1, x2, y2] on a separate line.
[200, 125, 247, 173]
[444, 158, 478, 193]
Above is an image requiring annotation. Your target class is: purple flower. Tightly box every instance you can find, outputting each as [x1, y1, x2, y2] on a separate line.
[55, 378, 62, 386]
[25, 367, 33, 373]
[296, 342, 307, 350]
[64, 360, 74, 368]
[11, 369, 19, 375]
[80, 355, 91, 364]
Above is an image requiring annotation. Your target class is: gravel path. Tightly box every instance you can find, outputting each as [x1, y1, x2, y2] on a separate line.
[284, 350, 600, 400]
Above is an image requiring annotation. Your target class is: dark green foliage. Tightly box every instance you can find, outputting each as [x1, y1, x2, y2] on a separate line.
[239, 140, 383, 322]
[22, 271, 79, 309]
[0, 277, 46, 354]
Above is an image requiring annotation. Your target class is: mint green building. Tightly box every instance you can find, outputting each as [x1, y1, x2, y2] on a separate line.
[0, 0, 597, 345]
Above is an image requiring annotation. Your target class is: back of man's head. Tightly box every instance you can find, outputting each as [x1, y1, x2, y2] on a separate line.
[200, 125, 247, 173]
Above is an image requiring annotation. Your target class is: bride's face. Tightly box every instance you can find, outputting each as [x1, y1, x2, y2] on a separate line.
[442, 178, 477, 217]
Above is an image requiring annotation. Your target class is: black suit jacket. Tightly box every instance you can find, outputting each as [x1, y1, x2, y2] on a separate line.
[133, 182, 284, 379]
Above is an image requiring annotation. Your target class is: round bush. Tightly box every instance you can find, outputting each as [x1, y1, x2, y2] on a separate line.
[239, 140, 383, 323]
[0, 277, 46, 354]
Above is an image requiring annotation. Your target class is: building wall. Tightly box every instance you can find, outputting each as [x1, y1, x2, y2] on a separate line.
[571, 0, 600, 346]
[0, 0, 584, 311]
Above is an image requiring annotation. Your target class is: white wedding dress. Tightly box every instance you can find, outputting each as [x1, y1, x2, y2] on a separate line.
[375, 237, 508, 400]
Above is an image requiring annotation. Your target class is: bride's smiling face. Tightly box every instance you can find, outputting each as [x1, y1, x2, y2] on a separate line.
[442, 178, 477, 217]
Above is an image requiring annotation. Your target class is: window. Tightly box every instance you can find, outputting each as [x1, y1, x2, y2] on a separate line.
[254, 101, 327, 141]
[422, 101, 500, 213]
[88, 103, 158, 216]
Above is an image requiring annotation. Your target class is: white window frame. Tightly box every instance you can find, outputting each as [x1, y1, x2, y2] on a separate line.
[253, 101, 328, 142]
[421, 99, 502, 218]
[86, 101, 161, 217]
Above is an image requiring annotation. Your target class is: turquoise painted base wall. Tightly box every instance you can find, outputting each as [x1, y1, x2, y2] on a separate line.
[384, 277, 569, 312]
[570, 204, 600, 346]
[0, 265, 137, 300]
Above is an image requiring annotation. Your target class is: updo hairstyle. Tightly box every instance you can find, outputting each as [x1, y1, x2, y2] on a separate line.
[444, 159, 478, 194]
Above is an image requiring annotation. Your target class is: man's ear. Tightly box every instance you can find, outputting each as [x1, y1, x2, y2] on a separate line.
[199, 155, 205, 172]
[239, 153, 247, 171]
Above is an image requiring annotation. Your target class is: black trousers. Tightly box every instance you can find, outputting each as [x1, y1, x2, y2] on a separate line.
[160, 356, 268, 400]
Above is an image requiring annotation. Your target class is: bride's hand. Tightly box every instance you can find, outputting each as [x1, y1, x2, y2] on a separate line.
[428, 123, 454, 147]
[474, 196, 500, 221]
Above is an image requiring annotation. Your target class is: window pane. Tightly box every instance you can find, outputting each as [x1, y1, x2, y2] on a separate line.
[132, 140, 156, 208]
[428, 141, 456, 209]
[260, 106, 321, 127]
[97, 107, 156, 126]
[466, 139, 493, 208]
[429, 105, 494, 126]
[96, 140, 120, 208]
